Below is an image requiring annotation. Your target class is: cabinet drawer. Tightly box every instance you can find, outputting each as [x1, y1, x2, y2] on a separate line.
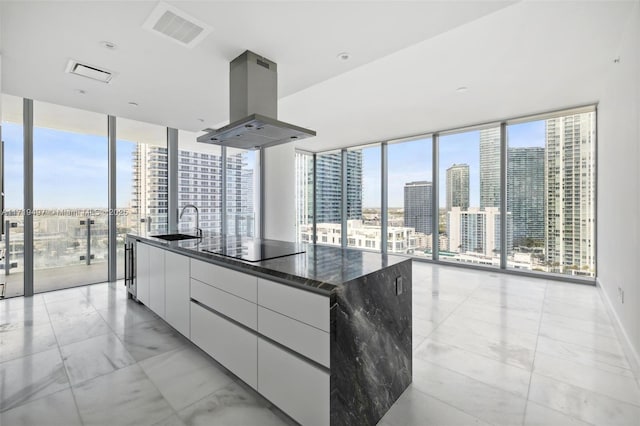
[190, 302, 257, 389]
[258, 307, 329, 368]
[257, 279, 329, 332]
[191, 259, 257, 303]
[191, 278, 257, 330]
[258, 338, 329, 426]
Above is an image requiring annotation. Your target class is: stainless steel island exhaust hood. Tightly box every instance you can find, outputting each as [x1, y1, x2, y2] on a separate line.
[197, 50, 316, 150]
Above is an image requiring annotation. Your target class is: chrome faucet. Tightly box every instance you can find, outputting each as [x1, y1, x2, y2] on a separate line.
[179, 204, 203, 238]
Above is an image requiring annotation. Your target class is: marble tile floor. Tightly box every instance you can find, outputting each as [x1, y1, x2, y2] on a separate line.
[0, 263, 638, 425]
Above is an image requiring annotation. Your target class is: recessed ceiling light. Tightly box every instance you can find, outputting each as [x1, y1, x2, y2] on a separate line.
[456, 86, 469, 93]
[128, 101, 139, 107]
[337, 52, 350, 61]
[100, 41, 117, 50]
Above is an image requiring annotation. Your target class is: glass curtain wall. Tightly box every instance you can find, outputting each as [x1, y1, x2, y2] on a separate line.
[295, 151, 314, 243]
[387, 137, 432, 258]
[347, 145, 380, 251]
[33, 100, 109, 292]
[1, 95, 25, 298]
[438, 128, 502, 268]
[177, 131, 222, 237]
[507, 112, 595, 277]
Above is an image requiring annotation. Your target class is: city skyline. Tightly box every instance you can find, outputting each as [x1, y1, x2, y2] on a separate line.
[2, 119, 545, 210]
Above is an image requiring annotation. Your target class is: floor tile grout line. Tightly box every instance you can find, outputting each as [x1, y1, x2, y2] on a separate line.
[415, 271, 488, 340]
[408, 382, 498, 426]
[524, 400, 599, 426]
[521, 280, 548, 426]
[528, 368, 640, 409]
[533, 349, 633, 377]
[41, 292, 87, 426]
[534, 336, 632, 371]
[413, 356, 532, 404]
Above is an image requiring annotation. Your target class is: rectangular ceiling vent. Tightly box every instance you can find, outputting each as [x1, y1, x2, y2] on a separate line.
[143, 2, 212, 48]
[65, 60, 113, 83]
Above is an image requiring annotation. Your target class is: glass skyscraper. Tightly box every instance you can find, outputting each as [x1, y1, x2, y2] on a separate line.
[403, 181, 433, 235]
[446, 164, 469, 211]
[507, 147, 545, 246]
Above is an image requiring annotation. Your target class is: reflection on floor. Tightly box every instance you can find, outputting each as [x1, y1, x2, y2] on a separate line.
[1, 263, 639, 426]
[1, 259, 124, 298]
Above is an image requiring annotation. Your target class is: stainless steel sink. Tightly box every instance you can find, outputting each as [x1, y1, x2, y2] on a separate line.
[152, 233, 200, 241]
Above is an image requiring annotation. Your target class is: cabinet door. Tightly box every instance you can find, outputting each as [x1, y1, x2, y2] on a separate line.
[258, 338, 329, 426]
[148, 245, 166, 318]
[136, 242, 150, 305]
[191, 302, 257, 389]
[165, 251, 190, 337]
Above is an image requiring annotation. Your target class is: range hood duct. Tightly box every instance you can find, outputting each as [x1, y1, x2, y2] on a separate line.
[197, 50, 316, 150]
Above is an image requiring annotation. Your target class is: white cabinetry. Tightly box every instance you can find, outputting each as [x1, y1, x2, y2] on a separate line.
[191, 302, 258, 389]
[136, 242, 190, 336]
[148, 245, 166, 319]
[165, 251, 190, 337]
[135, 242, 150, 305]
[258, 338, 330, 426]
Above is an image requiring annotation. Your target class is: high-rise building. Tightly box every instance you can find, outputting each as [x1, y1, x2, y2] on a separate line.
[403, 181, 433, 234]
[479, 128, 501, 209]
[446, 164, 469, 211]
[507, 147, 545, 246]
[315, 151, 363, 224]
[133, 145, 253, 236]
[447, 207, 512, 256]
[295, 152, 314, 242]
[545, 113, 595, 275]
[132, 145, 168, 234]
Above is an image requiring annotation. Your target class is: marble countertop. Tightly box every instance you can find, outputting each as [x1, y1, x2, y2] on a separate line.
[127, 231, 409, 295]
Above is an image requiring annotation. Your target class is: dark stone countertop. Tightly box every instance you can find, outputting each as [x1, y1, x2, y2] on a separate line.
[127, 231, 410, 296]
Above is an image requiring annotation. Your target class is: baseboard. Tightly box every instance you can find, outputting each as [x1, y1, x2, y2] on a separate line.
[596, 278, 640, 384]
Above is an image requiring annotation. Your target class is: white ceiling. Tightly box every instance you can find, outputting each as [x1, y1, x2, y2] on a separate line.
[0, 0, 637, 152]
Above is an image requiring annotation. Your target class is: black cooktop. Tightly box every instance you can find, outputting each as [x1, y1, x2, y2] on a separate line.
[200, 237, 306, 262]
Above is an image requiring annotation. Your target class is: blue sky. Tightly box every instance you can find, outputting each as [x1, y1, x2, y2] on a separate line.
[363, 121, 545, 207]
[2, 119, 545, 209]
[3, 122, 135, 208]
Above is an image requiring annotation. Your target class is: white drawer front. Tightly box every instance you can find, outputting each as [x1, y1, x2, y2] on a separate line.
[191, 278, 257, 330]
[258, 307, 329, 368]
[258, 338, 329, 426]
[257, 279, 329, 332]
[190, 302, 257, 389]
[191, 259, 257, 303]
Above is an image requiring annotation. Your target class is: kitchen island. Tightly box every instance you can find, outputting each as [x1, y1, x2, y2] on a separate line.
[126, 233, 412, 426]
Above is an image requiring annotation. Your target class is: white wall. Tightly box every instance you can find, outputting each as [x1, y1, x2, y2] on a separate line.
[597, 1, 640, 374]
[263, 143, 296, 241]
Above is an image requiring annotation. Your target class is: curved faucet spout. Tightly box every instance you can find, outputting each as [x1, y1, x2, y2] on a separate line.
[179, 204, 202, 238]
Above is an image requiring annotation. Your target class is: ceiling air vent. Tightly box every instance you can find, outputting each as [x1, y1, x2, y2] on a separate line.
[143, 2, 212, 48]
[65, 60, 114, 83]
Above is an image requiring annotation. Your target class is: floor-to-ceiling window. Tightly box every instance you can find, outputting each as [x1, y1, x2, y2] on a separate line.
[346, 145, 380, 252]
[439, 127, 502, 268]
[117, 118, 168, 236]
[177, 131, 222, 236]
[1, 95, 25, 298]
[315, 151, 342, 246]
[387, 137, 433, 258]
[299, 107, 595, 281]
[32, 100, 109, 292]
[507, 111, 595, 277]
[226, 148, 257, 237]
[295, 151, 314, 243]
